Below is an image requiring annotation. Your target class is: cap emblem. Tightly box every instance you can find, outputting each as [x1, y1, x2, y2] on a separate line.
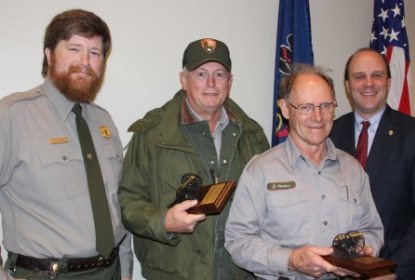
[201, 39, 217, 54]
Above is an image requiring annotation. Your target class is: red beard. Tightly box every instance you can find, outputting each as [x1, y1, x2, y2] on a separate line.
[49, 58, 105, 103]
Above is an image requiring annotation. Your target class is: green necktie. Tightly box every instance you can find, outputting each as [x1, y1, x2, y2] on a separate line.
[72, 103, 114, 259]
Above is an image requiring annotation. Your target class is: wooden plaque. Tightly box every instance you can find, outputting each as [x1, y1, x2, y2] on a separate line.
[187, 180, 236, 214]
[323, 255, 397, 278]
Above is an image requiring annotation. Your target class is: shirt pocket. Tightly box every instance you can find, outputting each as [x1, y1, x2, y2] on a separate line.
[38, 141, 87, 200]
[98, 138, 123, 190]
[265, 189, 310, 238]
[337, 185, 363, 231]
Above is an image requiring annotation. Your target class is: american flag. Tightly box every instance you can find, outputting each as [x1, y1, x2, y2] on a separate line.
[370, 0, 412, 115]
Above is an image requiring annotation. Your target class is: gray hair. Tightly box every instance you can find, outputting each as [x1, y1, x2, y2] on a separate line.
[279, 64, 335, 100]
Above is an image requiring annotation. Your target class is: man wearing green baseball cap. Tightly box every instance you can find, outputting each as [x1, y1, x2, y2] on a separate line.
[182, 38, 232, 71]
[119, 38, 269, 280]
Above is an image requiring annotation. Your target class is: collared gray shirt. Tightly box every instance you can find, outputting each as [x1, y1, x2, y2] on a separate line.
[225, 136, 384, 280]
[0, 79, 126, 259]
[184, 97, 229, 161]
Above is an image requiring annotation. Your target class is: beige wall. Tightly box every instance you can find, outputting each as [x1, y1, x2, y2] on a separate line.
[311, 0, 372, 117]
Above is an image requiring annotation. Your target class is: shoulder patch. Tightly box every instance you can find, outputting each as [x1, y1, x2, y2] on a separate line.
[128, 107, 164, 133]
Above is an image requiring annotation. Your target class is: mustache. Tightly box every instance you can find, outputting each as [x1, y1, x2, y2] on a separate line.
[68, 65, 94, 76]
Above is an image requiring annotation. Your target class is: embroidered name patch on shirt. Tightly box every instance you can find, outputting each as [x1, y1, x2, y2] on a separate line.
[267, 181, 296, 191]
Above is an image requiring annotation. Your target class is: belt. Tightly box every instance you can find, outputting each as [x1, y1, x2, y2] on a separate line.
[10, 248, 118, 273]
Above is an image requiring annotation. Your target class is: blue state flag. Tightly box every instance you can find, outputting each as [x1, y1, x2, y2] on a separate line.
[272, 0, 314, 146]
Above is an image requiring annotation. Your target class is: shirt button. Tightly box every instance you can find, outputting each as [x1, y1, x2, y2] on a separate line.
[62, 155, 67, 160]
[223, 159, 227, 164]
[323, 221, 328, 226]
[210, 160, 215, 165]
[321, 194, 326, 200]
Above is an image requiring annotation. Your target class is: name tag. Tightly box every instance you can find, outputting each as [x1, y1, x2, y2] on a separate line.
[48, 137, 69, 144]
[267, 181, 296, 191]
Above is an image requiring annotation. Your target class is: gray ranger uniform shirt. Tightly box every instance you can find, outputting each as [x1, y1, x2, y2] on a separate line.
[225, 136, 384, 280]
[0, 79, 129, 265]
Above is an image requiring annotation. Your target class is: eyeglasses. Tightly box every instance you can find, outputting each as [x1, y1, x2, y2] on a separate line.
[287, 101, 337, 115]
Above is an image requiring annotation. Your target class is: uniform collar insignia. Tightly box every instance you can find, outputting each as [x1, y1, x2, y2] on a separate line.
[100, 125, 111, 139]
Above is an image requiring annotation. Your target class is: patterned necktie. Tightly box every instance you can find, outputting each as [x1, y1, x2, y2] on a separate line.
[72, 103, 114, 259]
[355, 121, 370, 168]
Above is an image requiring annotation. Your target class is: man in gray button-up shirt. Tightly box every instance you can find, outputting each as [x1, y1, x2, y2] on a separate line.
[0, 9, 132, 280]
[225, 64, 384, 280]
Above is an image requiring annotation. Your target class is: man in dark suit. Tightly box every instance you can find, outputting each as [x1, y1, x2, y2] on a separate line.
[330, 48, 415, 280]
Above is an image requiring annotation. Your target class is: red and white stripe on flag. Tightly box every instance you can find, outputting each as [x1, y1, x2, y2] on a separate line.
[386, 46, 412, 115]
[370, 0, 412, 115]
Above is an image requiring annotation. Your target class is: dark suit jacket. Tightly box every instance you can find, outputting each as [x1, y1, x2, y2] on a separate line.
[330, 105, 415, 279]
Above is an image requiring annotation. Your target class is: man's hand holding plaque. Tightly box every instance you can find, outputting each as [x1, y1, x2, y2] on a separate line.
[323, 231, 397, 278]
[165, 173, 237, 234]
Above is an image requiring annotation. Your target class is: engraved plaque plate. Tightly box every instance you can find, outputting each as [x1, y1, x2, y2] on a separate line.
[187, 180, 236, 214]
